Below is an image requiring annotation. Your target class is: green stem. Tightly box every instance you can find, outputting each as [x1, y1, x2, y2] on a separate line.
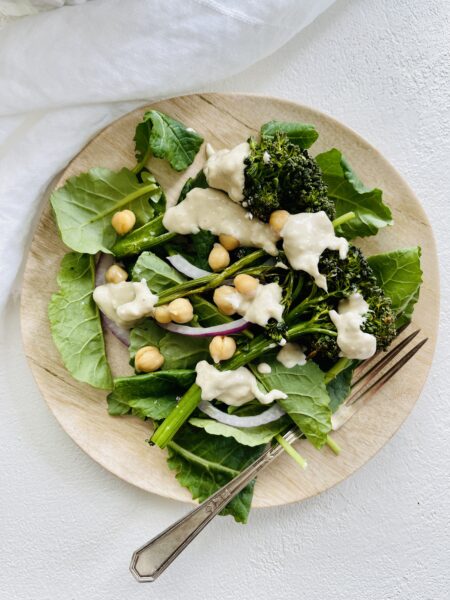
[151, 384, 202, 447]
[112, 214, 175, 257]
[156, 250, 265, 305]
[287, 324, 337, 341]
[326, 435, 341, 455]
[275, 435, 307, 469]
[132, 146, 153, 175]
[324, 357, 352, 384]
[332, 211, 356, 229]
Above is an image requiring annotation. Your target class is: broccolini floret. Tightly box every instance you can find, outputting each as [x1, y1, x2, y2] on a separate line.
[292, 246, 397, 362]
[243, 133, 335, 222]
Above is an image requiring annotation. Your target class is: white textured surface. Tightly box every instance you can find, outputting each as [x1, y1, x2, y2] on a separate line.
[1, 0, 450, 598]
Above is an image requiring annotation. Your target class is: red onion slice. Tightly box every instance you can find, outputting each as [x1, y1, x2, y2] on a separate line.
[199, 401, 286, 428]
[101, 315, 130, 346]
[159, 318, 248, 337]
[166, 254, 212, 279]
[95, 252, 114, 286]
[95, 253, 130, 347]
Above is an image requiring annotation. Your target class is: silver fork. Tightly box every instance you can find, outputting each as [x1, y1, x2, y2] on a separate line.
[130, 328, 427, 582]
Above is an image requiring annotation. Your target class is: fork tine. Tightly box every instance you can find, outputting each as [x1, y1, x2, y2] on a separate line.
[351, 329, 421, 389]
[352, 323, 411, 378]
[331, 337, 428, 431]
[348, 338, 428, 406]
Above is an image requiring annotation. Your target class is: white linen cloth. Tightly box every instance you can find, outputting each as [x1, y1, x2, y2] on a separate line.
[0, 0, 335, 308]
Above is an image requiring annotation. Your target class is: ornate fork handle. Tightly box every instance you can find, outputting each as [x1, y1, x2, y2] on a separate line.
[130, 429, 301, 582]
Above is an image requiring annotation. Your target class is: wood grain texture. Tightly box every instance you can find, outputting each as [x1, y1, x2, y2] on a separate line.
[20, 93, 439, 508]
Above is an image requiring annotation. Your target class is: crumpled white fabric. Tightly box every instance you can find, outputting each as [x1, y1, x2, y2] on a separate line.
[0, 0, 335, 308]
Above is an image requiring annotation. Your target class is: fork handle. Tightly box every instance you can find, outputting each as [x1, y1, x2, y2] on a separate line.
[130, 441, 286, 582]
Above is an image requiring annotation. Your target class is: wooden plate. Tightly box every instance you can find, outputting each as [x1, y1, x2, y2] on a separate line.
[20, 94, 439, 508]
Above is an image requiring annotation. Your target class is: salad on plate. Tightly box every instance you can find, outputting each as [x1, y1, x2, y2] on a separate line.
[48, 109, 422, 522]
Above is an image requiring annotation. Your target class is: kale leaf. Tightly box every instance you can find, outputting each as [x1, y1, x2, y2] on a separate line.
[167, 423, 265, 523]
[51, 167, 162, 254]
[316, 149, 393, 238]
[48, 252, 112, 389]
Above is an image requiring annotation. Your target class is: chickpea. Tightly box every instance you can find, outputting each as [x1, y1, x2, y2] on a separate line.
[209, 336, 236, 363]
[135, 346, 164, 373]
[213, 285, 237, 316]
[219, 234, 240, 251]
[168, 298, 194, 323]
[111, 209, 136, 235]
[105, 264, 128, 284]
[208, 243, 230, 272]
[234, 273, 259, 297]
[269, 209, 289, 235]
[154, 304, 172, 324]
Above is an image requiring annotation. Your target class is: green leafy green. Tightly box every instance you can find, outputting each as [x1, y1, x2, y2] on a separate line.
[139, 110, 204, 171]
[129, 321, 210, 369]
[132, 251, 185, 292]
[166, 231, 216, 272]
[327, 365, 354, 412]
[190, 296, 233, 327]
[134, 120, 153, 169]
[51, 167, 162, 254]
[189, 416, 289, 447]
[178, 169, 208, 201]
[107, 370, 196, 420]
[167, 424, 265, 523]
[48, 252, 112, 389]
[260, 120, 319, 149]
[368, 247, 422, 327]
[316, 149, 393, 238]
[260, 360, 331, 448]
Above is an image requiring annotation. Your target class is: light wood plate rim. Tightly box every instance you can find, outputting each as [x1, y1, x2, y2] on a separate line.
[20, 93, 439, 509]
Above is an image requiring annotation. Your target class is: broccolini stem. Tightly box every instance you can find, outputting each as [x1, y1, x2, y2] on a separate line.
[275, 434, 307, 469]
[332, 211, 356, 229]
[323, 357, 353, 384]
[150, 384, 202, 448]
[287, 324, 337, 340]
[326, 435, 341, 455]
[112, 214, 176, 257]
[156, 250, 265, 305]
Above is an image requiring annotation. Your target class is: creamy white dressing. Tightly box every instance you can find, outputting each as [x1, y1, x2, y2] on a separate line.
[275, 261, 289, 270]
[263, 151, 271, 164]
[277, 343, 307, 368]
[329, 293, 376, 360]
[195, 360, 286, 406]
[228, 282, 284, 327]
[281, 211, 348, 291]
[203, 141, 250, 203]
[163, 187, 279, 255]
[93, 279, 158, 328]
[257, 362, 272, 374]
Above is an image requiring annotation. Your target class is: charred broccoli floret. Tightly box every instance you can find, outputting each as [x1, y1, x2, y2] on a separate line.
[297, 246, 397, 362]
[243, 133, 335, 222]
[265, 319, 288, 343]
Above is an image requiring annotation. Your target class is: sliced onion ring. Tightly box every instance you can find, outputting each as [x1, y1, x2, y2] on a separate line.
[199, 401, 286, 428]
[95, 253, 130, 347]
[166, 254, 212, 279]
[159, 318, 248, 338]
[101, 315, 130, 346]
[95, 252, 114, 286]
